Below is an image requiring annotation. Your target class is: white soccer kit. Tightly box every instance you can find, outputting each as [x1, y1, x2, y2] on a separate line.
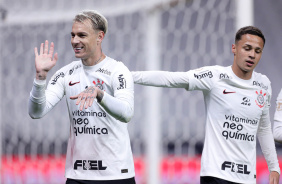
[132, 65, 280, 183]
[29, 56, 135, 180]
[273, 89, 282, 142]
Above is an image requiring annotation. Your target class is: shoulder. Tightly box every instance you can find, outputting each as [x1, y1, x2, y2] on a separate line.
[105, 56, 130, 72]
[189, 65, 226, 78]
[252, 71, 272, 96]
[49, 61, 82, 84]
[252, 71, 271, 89]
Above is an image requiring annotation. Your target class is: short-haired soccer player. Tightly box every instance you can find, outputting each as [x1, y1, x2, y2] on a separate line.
[29, 10, 136, 184]
[132, 26, 280, 184]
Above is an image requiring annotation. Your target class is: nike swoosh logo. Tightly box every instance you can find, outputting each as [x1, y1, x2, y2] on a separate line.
[69, 81, 80, 86]
[223, 89, 236, 94]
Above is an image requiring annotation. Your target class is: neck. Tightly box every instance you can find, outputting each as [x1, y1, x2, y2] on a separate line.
[231, 65, 253, 80]
[82, 53, 104, 66]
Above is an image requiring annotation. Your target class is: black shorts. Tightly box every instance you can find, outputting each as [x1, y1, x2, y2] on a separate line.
[66, 177, 136, 184]
[200, 176, 242, 184]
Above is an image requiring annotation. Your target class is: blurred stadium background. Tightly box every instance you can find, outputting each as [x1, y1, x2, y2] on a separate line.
[0, 0, 282, 183]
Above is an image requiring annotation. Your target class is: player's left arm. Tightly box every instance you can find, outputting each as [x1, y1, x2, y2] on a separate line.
[257, 91, 280, 183]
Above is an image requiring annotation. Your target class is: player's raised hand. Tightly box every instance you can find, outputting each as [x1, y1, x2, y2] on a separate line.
[34, 40, 58, 80]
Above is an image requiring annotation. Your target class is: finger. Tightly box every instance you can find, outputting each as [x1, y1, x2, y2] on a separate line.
[53, 53, 58, 63]
[70, 95, 79, 100]
[84, 97, 90, 109]
[40, 43, 44, 55]
[44, 40, 49, 54]
[76, 95, 83, 105]
[88, 90, 97, 107]
[79, 96, 87, 111]
[88, 96, 95, 107]
[49, 42, 54, 57]
[34, 47, 38, 57]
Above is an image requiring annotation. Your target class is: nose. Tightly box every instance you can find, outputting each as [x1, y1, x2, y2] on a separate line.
[72, 35, 80, 44]
[249, 49, 255, 59]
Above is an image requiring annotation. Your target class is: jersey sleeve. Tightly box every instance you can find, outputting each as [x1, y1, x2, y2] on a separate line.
[186, 66, 215, 91]
[132, 71, 189, 89]
[257, 83, 281, 174]
[99, 63, 134, 123]
[273, 89, 282, 142]
[28, 70, 66, 119]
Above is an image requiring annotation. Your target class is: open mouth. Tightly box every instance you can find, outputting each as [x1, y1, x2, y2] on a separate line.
[74, 47, 83, 53]
[246, 60, 254, 66]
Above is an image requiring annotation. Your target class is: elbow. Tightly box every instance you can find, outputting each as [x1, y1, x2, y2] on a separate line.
[29, 112, 41, 119]
[28, 109, 43, 119]
[274, 133, 282, 143]
[119, 109, 134, 123]
[273, 128, 282, 143]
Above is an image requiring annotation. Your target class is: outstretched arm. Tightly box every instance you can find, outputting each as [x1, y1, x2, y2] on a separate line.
[132, 71, 189, 89]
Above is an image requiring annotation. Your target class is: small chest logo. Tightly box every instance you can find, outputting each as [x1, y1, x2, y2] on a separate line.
[255, 90, 266, 108]
[241, 97, 251, 106]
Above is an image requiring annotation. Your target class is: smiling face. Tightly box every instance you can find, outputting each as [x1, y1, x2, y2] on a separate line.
[231, 34, 264, 80]
[71, 19, 104, 65]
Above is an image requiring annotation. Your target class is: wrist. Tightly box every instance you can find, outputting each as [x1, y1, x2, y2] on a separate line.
[96, 90, 104, 103]
[36, 72, 47, 80]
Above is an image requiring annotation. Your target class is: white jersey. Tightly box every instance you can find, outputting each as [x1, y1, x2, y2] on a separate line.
[29, 56, 135, 180]
[133, 65, 280, 183]
[273, 89, 282, 142]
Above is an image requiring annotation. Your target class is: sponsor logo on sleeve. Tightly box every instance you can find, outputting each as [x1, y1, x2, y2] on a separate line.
[117, 74, 126, 90]
[194, 70, 213, 80]
[51, 72, 65, 85]
[252, 81, 268, 90]
[69, 64, 82, 75]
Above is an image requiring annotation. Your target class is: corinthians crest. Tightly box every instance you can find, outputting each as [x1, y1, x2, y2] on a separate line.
[255, 90, 266, 108]
[93, 79, 105, 91]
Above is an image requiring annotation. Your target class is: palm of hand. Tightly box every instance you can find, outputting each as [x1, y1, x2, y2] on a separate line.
[34, 40, 58, 79]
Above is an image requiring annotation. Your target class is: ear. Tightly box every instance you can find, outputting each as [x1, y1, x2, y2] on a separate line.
[231, 44, 236, 55]
[97, 31, 105, 44]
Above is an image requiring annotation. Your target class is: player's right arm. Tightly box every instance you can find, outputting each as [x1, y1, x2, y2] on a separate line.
[273, 89, 282, 143]
[28, 40, 63, 119]
[132, 71, 189, 89]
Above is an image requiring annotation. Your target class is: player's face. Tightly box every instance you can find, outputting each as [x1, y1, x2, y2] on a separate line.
[71, 20, 99, 60]
[232, 34, 264, 79]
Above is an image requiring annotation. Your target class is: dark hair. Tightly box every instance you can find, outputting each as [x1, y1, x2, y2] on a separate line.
[235, 26, 265, 46]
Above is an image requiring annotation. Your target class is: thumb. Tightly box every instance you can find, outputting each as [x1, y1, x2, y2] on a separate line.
[70, 95, 79, 100]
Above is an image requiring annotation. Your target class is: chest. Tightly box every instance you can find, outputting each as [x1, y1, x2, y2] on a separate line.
[64, 71, 113, 98]
[208, 81, 269, 121]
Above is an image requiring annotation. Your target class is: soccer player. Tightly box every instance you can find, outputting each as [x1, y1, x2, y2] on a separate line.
[132, 26, 280, 184]
[273, 90, 282, 143]
[28, 10, 136, 184]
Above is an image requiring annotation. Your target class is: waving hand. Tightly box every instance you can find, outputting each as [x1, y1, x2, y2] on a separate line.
[34, 40, 58, 80]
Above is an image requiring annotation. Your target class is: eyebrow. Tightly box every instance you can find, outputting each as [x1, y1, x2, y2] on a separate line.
[244, 44, 262, 50]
